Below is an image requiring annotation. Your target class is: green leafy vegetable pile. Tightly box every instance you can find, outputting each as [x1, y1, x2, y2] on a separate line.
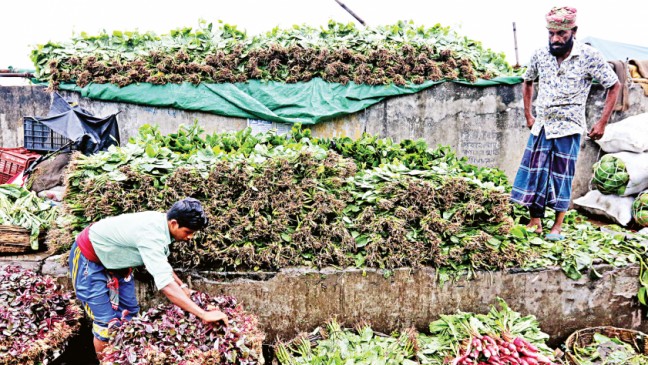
[511, 208, 648, 306]
[32, 20, 519, 90]
[275, 299, 559, 365]
[101, 292, 264, 365]
[592, 155, 629, 195]
[0, 184, 58, 250]
[49, 123, 520, 275]
[275, 321, 418, 365]
[0, 265, 83, 365]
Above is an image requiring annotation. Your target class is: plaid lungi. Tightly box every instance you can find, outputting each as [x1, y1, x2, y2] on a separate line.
[510, 128, 581, 218]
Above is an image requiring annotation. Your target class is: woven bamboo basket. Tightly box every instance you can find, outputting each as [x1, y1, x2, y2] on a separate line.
[0, 225, 32, 254]
[564, 326, 648, 364]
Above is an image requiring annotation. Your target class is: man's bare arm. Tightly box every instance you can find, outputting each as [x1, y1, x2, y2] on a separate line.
[522, 80, 536, 129]
[588, 81, 622, 140]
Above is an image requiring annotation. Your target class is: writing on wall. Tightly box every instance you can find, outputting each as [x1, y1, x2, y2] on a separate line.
[459, 129, 502, 165]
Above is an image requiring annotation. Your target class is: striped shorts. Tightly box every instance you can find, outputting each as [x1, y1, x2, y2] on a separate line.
[69, 241, 139, 341]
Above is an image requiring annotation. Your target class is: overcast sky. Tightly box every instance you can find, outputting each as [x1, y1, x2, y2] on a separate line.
[2, 0, 648, 70]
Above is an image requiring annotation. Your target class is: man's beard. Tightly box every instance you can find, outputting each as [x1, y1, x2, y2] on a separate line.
[549, 35, 574, 57]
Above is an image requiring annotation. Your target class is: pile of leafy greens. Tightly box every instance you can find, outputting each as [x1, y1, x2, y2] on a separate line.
[276, 320, 418, 365]
[50, 123, 520, 277]
[570, 333, 648, 365]
[32, 20, 520, 90]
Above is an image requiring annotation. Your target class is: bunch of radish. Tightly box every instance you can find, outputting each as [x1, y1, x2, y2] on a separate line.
[450, 334, 557, 365]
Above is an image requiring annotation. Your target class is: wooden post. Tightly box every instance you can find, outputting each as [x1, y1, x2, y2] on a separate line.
[513, 22, 520, 68]
[333, 0, 366, 26]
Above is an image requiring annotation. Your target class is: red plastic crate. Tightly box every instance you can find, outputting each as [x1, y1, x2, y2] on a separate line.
[0, 148, 40, 184]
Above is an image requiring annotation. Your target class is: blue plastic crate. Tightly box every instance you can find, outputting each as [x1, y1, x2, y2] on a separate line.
[23, 117, 71, 152]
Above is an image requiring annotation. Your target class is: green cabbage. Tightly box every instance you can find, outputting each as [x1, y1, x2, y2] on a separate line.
[592, 155, 629, 195]
[633, 191, 648, 226]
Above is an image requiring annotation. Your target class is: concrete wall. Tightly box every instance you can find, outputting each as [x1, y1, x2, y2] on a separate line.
[0, 86, 50, 148]
[1, 83, 647, 200]
[35, 255, 647, 347]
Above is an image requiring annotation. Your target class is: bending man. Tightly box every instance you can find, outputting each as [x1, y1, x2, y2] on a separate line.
[69, 197, 227, 359]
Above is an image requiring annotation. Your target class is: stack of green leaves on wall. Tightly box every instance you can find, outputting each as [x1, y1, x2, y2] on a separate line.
[50, 123, 522, 276]
[48, 123, 648, 305]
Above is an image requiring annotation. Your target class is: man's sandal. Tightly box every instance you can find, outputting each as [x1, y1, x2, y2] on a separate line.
[545, 233, 565, 241]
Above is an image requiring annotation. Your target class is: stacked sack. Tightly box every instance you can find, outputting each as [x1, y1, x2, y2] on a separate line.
[574, 113, 648, 227]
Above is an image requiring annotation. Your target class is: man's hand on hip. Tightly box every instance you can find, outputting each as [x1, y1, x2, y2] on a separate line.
[526, 116, 536, 129]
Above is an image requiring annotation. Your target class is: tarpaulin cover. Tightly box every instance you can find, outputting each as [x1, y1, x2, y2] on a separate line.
[35, 93, 120, 154]
[55, 77, 523, 125]
[581, 36, 648, 61]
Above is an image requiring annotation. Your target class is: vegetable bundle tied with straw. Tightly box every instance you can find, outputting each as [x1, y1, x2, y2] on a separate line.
[50, 123, 521, 275]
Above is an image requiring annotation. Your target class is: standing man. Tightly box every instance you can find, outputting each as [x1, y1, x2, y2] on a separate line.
[69, 197, 228, 360]
[511, 6, 621, 240]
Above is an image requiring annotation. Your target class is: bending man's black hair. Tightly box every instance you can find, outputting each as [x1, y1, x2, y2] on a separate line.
[167, 197, 209, 231]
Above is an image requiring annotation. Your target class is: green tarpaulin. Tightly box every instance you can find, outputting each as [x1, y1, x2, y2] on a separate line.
[57, 77, 523, 125]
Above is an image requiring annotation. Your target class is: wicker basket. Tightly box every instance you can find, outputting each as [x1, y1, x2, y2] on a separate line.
[0, 225, 32, 254]
[564, 326, 648, 364]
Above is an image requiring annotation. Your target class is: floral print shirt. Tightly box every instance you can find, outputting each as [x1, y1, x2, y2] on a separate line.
[524, 40, 618, 139]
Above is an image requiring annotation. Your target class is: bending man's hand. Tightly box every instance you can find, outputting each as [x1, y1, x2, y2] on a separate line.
[181, 286, 193, 296]
[201, 308, 229, 325]
[161, 281, 227, 326]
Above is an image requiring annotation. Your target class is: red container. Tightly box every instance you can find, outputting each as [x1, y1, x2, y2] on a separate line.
[0, 148, 40, 184]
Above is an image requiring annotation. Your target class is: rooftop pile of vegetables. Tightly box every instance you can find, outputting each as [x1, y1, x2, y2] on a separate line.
[275, 299, 559, 365]
[0, 265, 83, 365]
[32, 20, 519, 90]
[48, 123, 524, 275]
[100, 292, 264, 365]
[0, 184, 58, 250]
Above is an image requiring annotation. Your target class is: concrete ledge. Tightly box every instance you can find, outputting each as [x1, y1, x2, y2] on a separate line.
[0, 251, 49, 272]
[3, 84, 648, 200]
[37, 257, 647, 346]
